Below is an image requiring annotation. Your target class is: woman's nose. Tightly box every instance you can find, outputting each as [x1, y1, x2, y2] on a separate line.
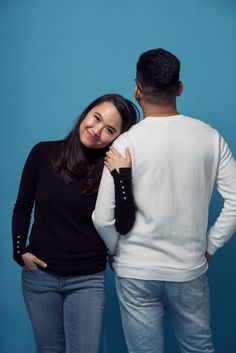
[93, 125, 102, 136]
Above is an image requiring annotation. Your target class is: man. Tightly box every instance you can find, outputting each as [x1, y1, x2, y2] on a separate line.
[93, 48, 236, 353]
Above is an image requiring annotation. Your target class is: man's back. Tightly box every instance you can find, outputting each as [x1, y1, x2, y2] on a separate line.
[95, 114, 236, 282]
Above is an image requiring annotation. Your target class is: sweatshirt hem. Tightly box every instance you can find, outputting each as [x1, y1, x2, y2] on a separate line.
[114, 261, 208, 282]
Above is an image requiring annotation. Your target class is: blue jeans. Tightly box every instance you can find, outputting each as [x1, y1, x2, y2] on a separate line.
[116, 273, 215, 353]
[22, 268, 105, 353]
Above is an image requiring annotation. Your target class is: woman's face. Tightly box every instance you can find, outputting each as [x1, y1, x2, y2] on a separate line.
[79, 101, 122, 149]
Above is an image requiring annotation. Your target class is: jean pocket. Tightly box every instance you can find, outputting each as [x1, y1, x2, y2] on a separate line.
[177, 273, 209, 313]
[22, 267, 41, 292]
[116, 277, 151, 306]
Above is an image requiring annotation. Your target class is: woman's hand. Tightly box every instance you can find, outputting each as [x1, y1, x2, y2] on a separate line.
[22, 252, 47, 270]
[105, 146, 132, 172]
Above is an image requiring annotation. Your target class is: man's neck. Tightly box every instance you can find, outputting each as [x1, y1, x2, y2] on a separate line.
[142, 103, 179, 118]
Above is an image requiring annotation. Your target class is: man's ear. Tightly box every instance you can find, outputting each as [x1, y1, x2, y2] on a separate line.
[134, 84, 141, 101]
[177, 81, 183, 96]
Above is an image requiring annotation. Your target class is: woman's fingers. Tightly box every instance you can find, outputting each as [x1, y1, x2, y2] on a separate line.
[109, 146, 121, 156]
[107, 147, 129, 160]
[104, 147, 132, 170]
[107, 147, 123, 159]
[33, 256, 47, 268]
[22, 252, 47, 270]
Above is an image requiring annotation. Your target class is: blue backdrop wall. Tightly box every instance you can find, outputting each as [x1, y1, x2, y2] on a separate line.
[1, 1, 236, 352]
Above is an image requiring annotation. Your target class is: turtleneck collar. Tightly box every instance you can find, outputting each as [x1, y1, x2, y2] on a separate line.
[81, 144, 107, 162]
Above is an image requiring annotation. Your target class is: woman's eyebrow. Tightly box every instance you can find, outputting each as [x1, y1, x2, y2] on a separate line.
[94, 112, 103, 119]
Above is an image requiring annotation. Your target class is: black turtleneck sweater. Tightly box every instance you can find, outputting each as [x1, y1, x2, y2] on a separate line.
[12, 141, 135, 276]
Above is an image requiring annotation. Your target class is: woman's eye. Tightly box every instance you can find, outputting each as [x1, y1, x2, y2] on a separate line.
[94, 115, 100, 122]
[106, 128, 114, 135]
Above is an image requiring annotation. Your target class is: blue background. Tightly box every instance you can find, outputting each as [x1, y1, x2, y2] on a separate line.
[1, 0, 236, 352]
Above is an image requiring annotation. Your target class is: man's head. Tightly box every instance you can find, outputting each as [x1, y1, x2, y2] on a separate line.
[135, 48, 182, 106]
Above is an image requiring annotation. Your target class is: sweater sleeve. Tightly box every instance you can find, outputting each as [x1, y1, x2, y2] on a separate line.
[207, 136, 236, 255]
[111, 168, 136, 235]
[92, 133, 134, 254]
[92, 166, 118, 254]
[12, 143, 42, 266]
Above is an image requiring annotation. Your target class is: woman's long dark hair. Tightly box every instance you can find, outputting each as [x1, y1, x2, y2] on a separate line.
[52, 94, 139, 195]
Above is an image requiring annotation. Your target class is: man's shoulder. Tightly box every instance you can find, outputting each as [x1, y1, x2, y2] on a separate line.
[183, 115, 214, 129]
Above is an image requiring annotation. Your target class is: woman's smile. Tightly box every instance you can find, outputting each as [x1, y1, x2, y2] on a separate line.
[86, 129, 99, 141]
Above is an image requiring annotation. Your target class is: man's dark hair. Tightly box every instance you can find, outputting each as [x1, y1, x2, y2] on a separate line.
[136, 48, 180, 104]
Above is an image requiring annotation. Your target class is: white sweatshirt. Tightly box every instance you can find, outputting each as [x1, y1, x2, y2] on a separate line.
[93, 115, 236, 281]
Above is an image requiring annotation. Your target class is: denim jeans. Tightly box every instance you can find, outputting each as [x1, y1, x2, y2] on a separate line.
[116, 273, 215, 353]
[22, 268, 105, 353]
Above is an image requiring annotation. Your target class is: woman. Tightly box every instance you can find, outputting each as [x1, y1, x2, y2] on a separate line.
[12, 93, 138, 353]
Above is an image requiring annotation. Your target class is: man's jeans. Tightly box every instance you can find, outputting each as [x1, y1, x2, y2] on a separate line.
[22, 268, 105, 353]
[116, 272, 215, 353]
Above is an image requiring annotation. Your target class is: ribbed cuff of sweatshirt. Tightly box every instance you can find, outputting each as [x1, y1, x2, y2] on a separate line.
[206, 244, 218, 256]
[206, 235, 218, 256]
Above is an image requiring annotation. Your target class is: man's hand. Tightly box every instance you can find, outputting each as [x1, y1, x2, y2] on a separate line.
[22, 252, 47, 270]
[205, 251, 212, 262]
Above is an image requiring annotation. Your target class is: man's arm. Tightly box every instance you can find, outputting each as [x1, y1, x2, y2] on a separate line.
[207, 136, 236, 255]
[92, 134, 131, 254]
[92, 166, 118, 254]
